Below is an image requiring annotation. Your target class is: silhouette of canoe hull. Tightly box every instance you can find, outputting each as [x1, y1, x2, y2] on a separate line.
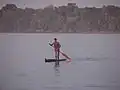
[45, 58, 66, 62]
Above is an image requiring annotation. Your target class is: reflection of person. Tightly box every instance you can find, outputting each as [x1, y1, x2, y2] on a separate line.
[54, 65, 60, 77]
[49, 38, 61, 60]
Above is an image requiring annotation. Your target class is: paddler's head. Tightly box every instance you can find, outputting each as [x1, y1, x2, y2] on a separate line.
[54, 38, 57, 41]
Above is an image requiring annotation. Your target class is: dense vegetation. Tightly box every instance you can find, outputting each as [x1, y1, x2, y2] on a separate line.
[0, 3, 120, 33]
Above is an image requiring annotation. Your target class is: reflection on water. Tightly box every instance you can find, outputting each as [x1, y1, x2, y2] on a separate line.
[54, 62, 60, 77]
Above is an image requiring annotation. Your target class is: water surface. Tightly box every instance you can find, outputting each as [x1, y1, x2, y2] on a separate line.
[0, 33, 120, 90]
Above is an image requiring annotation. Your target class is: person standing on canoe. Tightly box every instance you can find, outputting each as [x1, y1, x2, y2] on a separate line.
[49, 38, 61, 60]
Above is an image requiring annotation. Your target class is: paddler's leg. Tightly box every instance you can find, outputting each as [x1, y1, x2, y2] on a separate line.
[54, 49, 58, 65]
[55, 50, 57, 60]
[54, 50, 58, 67]
[56, 49, 60, 66]
[58, 49, 60, 60]
[55, 51, 59, 66]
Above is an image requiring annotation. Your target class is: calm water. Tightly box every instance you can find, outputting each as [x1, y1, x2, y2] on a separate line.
[0, 33, 120, 90]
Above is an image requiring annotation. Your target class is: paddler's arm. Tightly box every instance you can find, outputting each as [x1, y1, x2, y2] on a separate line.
[49, 43, 53, 46]
[58, 42, 61, 48]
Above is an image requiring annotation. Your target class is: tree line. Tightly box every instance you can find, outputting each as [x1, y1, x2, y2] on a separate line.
[0, 3, 120, 33]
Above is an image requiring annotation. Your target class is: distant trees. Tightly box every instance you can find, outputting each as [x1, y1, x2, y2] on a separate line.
[0, 3, 120, 33]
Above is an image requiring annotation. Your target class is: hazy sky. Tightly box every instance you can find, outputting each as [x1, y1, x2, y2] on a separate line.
[0, 0, 120, 9]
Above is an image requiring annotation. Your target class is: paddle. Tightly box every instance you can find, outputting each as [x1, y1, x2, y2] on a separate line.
[49, 43, 71, 62]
